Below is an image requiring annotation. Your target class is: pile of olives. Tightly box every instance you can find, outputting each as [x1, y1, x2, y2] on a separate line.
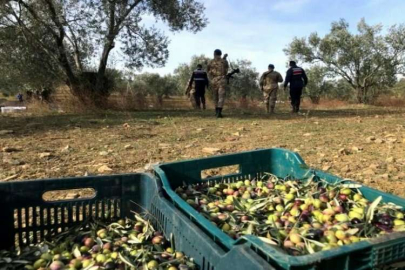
[176, 175, 405, 255]
[1, 215, 196, 270]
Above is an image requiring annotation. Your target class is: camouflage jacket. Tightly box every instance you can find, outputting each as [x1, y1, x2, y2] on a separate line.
[207, 56, 229, 81]
[260, 70, 283, 92]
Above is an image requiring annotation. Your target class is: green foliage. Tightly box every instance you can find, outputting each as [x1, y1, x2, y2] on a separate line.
[285, 18, 405, 103]
[0, 23, 62, 94]
[304, 66, 331, 104]
[325, 79, 355, 101]
[228, 59, 260, 100]
[131, 73, 179, 104]
[387, 79, 405, 97]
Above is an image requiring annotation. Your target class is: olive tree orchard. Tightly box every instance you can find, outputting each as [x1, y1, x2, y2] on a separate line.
[0, 0, 207, 105]
[285, 19, 405, 103]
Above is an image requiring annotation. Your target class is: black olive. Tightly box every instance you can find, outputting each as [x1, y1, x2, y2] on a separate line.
[105, 262, 116, 270]
[351, 218, 362, 225]
[306, 229, 322, 241]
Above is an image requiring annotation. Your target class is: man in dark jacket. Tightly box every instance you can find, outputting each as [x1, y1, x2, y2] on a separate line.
[284, 61, 308, 113]
[188, 64, 209, 110]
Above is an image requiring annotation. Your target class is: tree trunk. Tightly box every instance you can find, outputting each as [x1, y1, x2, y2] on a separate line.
[94, 1, 117, 107]
[357, 86, 366, 103]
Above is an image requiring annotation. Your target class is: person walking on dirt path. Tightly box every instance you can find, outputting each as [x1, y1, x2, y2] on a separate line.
[187, 64, 209, 110]
[207, 49, 229, 118]
[260, 64, 283, 114]
[284, 61, 308, 114]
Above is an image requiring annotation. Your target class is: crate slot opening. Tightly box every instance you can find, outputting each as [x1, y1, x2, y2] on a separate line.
[201, 165, 240, 179]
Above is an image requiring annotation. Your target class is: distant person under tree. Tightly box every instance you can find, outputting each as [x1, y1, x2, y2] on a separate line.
[16, 93, 23, 102]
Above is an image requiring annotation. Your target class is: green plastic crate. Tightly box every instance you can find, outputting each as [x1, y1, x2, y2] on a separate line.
[0, 173, 271, 270]
[153, 148, 405, 270]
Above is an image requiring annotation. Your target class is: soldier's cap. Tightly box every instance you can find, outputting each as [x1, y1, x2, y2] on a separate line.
[214, 49, 222, 56]
[196, 64, 203, 69]
[289, 61, 297, 66]
[268, 64, 275, 69]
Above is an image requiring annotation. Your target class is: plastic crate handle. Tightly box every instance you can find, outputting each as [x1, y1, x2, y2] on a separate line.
[0, 175, 132, 206]
[196, 148, 309, 181]
[42, 188, 97, 202]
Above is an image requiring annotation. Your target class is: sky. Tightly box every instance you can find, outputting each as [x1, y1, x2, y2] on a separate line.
[132, 0, 405, 76]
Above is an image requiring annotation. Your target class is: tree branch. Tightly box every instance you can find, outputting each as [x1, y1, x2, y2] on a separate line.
[41, 0, 77, 84]
[65, 23, 83, 72]
[314, 55, 356, 88]
[115, 0, 143, 32]
[15, 0, 59, 38]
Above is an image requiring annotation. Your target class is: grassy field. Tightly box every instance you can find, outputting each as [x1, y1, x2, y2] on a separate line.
[1, 102, 405, 199]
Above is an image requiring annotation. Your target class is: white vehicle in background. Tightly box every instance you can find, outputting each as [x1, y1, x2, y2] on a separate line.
[1, 106, 27, 113]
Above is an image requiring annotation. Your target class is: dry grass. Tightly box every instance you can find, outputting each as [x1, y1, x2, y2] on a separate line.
[302, 99, 350, 110]
[1, 104, 405, 199]
[3, 91, 405, 198]
[373, 95, 405, 107]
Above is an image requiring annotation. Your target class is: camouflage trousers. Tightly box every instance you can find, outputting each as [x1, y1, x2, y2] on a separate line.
[212, 77, 227, 108]
[263, 88, 278, 109]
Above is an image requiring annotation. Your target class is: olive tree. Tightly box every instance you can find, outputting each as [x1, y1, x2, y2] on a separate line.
[132, 73, 179, 105]
[229, 59, 260, 101]
[304, 66, 331, 104]
[285, 19, 405, 103]
[0, 22, 62, 94]
[0, 0, 207, 106]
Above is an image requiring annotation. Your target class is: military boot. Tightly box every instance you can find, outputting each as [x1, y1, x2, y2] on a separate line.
[202, 103, 206, 110]
[270, 106, 275, 114]
[265, 103, 270, 114]
[215, 108, 219, 117]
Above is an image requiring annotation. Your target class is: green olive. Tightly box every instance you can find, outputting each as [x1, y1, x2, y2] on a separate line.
[96, 254, 106, 264]
[396, 212, 405, 219]
[394, 219, 405, 226]
[70, 259, 82, 269]
[335, 230, 346, 240]
[289, 233, 301, 244]
[33, 259, 47, 269]
[147, 260, 159, 269]
[40, 253, 52, 261]
[335, 214, 349, 222]
[175, 252, 184, 259]
[82, 259, 93, 268]
[340, 188, 352, 195]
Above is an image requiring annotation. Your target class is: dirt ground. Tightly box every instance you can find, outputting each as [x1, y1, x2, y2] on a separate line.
[1, 102, 405, 199]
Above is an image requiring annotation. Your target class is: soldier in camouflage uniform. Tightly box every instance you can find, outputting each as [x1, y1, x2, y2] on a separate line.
[259, 64, 283, 113]
[207, 49, 229, 118]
